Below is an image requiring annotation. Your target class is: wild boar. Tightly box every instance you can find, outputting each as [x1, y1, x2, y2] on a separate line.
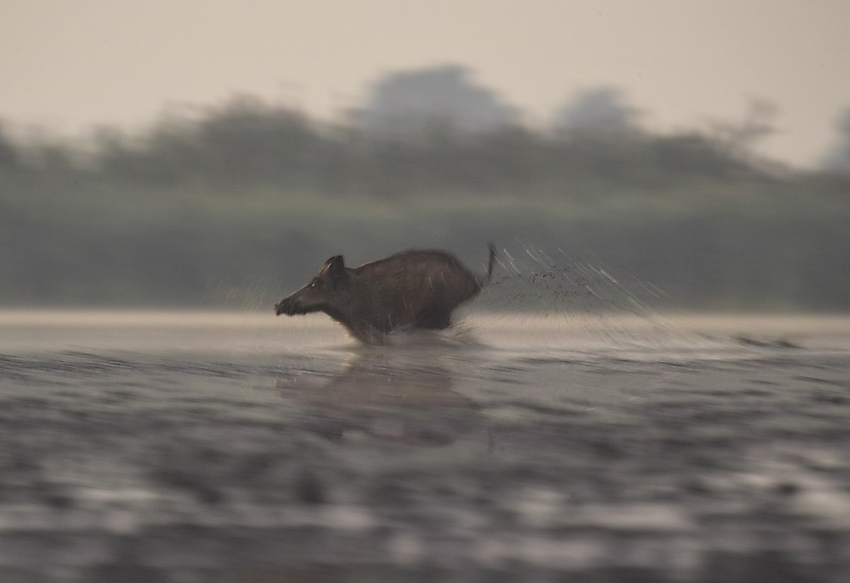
[275, 244, 496, 343]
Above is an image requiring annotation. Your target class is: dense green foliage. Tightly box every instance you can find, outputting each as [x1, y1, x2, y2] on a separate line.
[2, 97, 848, 311]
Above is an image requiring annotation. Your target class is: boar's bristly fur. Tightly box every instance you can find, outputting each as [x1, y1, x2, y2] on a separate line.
[275, 245, 496, 344]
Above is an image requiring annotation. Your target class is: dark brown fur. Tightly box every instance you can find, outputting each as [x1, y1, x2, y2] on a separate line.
[275, 245, 496, 343]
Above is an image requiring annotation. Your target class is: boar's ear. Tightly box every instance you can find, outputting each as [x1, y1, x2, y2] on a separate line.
[324, 255, 347, 285]
[324, 255, 345, 270]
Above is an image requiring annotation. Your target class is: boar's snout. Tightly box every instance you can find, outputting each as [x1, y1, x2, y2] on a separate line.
[274, 297, 295, 316]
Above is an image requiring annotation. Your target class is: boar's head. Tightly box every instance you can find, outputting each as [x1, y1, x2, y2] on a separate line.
[275, 255, 350, 316]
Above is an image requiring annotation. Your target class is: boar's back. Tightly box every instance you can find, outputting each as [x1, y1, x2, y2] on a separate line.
[349, 250, 480, 329]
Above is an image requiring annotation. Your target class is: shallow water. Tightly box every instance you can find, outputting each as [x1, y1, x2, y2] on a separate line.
[1, 311, 850, 582]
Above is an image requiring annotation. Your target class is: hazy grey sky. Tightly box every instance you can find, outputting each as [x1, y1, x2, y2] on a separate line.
[2, 0, 848, 166]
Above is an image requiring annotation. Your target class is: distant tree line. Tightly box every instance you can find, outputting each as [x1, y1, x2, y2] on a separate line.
[1, 65, 849, 310]
[0, 66, 795, 194]
[823, 108, 850, 175]
[3, 95, 765, 196]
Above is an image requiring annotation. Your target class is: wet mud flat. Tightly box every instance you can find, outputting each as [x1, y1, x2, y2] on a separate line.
[1, 312, 850, 582]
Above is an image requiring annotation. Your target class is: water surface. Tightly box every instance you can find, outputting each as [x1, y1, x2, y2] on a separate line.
[1, 311, 849, 582]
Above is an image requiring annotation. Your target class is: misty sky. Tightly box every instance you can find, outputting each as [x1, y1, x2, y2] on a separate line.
[2, 0, 849, 167]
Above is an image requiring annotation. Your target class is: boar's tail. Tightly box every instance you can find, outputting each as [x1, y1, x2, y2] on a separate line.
[480, 243, 497, 287]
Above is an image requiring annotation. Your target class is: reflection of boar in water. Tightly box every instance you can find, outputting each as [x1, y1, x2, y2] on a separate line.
[275, 244, 496, 343]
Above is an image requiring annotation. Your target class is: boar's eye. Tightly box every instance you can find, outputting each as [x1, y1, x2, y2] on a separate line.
[309, 278, 323, 289]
